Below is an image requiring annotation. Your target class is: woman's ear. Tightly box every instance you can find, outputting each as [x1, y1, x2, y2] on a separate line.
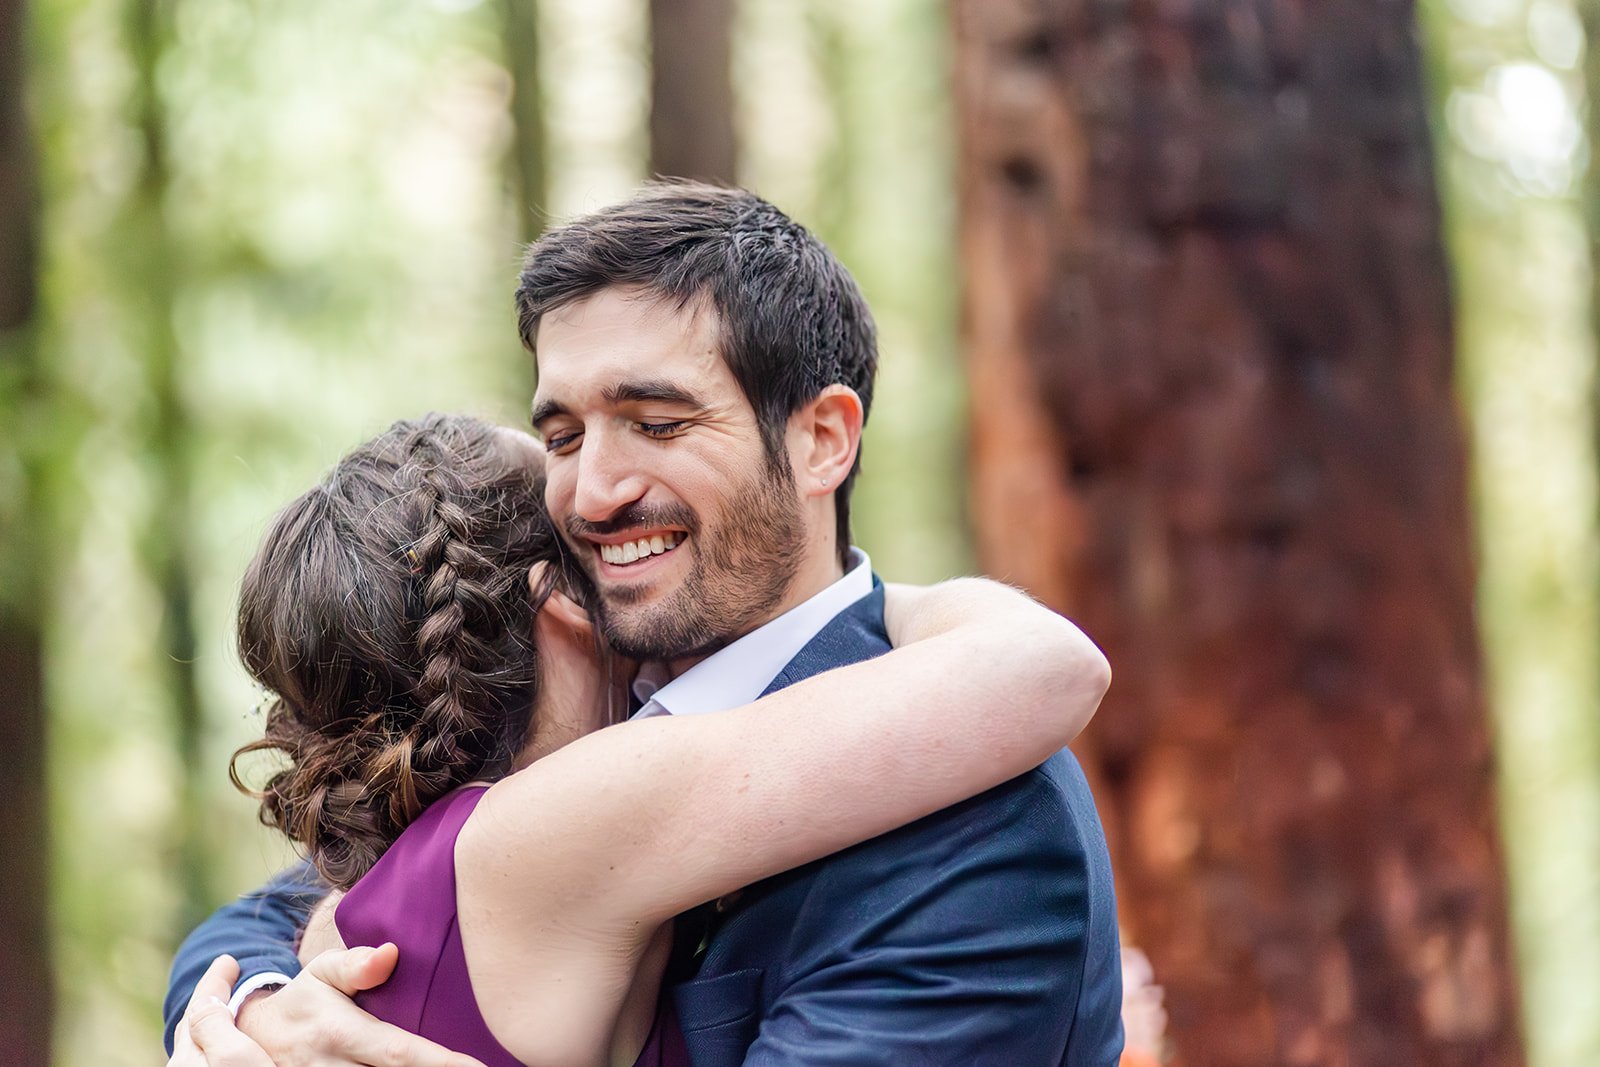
[793, 385, 864, 498]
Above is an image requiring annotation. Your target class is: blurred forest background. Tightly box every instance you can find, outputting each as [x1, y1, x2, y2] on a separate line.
[2, 0, 1599, 1064]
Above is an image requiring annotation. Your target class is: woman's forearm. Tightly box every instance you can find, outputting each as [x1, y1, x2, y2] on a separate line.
[462, 577, 1110, 930]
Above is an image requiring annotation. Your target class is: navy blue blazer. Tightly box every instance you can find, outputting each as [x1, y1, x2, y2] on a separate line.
[166, 584, 1123, 1065]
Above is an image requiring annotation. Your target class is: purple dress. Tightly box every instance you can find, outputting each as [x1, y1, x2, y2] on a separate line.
[335, 786, 689, 1067]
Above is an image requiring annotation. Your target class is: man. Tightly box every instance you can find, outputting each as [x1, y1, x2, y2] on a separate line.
[165, 183, 1123, 1065]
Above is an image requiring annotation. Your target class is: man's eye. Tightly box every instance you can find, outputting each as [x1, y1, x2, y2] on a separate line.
[637, 421, 687, 438]
[544, 431, 581, 453]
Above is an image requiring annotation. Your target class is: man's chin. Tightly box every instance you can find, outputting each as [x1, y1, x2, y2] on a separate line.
[599, 603, 722, 663]
[596, 579, 657, 607]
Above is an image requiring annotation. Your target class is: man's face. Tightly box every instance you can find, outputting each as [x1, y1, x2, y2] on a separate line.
[531, 287, 805, 660]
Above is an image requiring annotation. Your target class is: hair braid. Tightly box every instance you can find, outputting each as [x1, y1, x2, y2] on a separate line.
[389, 435, 502, 822]
[231, 414, 578, 889]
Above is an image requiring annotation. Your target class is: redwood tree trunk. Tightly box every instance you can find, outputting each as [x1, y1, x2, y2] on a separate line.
[648, 0, 736, 183]
[0, 0, 53, 1063]
[953, 3, 1522, 1064]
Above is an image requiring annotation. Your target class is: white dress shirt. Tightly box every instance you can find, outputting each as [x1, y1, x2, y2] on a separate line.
[630, 547, 873, 719]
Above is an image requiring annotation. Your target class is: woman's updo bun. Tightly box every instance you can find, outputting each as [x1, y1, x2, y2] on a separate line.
[230, 414, 576, 889]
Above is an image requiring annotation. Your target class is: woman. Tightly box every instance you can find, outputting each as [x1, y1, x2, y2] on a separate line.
[219, 413, 1109, 1067]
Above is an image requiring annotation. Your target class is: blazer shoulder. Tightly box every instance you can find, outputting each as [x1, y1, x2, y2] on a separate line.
[781, 750, 1121, 960]
[736, 754, 1119, 1008]
[714, 759, 1094, 953]
[830, 751, 1100, 877]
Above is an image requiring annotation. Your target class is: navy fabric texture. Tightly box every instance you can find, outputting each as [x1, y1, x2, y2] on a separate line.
[165, 579, 1123, 1065]
[163, 861, 323, 1052]
[670, 583, 1124, 1067]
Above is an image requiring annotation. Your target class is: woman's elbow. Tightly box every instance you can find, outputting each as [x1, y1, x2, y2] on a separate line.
[1049, 622, 1112, 710]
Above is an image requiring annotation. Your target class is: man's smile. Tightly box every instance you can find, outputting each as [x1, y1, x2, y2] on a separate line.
[584, 528, 690, 581]
[594, 531, 684, 566]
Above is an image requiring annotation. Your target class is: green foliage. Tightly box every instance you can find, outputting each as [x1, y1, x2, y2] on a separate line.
[27, 0, 964, 1060]
[738, 0, 970, 581]
[33, 0, 538, 1058]
[1421, 1, 1600, 1062]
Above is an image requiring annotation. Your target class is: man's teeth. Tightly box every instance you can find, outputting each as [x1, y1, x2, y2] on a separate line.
[599, 533, 683, 566]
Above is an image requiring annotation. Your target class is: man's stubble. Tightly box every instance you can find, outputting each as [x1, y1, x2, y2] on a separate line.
[570, 453, 808, 662]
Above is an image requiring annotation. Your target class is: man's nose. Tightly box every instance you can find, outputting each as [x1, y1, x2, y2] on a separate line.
[571, 433, 647, 523]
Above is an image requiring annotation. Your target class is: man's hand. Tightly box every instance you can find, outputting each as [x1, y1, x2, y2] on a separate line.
[168, 955, 274, 1067]
[173, 947, 485, 1067]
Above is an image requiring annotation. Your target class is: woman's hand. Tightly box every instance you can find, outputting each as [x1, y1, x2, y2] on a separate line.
[169, 951, 484, 1067]
[519, 562, 631, 765]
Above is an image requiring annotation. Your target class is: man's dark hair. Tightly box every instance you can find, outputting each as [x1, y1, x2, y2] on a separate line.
[515, 182, 877, 566]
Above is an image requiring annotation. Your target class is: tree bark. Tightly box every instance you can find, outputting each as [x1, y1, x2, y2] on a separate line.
[648, 0, 737, 183]
[953, 2, 1522, 1064]
[0, 0, 54, 1062]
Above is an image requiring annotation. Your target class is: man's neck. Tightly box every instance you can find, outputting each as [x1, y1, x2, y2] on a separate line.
[663, 549, 847, 680]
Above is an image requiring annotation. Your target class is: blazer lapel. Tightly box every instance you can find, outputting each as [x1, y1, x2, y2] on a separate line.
[759, 579, 889, 698]
[673, 579, 891, 1067]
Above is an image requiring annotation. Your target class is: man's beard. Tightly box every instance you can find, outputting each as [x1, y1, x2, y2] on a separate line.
[566, 454, 807, 661]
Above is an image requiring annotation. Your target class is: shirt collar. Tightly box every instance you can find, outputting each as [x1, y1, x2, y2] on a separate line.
[631, 548, 873, 718]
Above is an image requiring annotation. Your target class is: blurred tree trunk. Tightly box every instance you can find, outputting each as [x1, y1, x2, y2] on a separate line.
[1582, 0, 1600, 515]
[954, 2, 1522, 1064]
[648, 0, 736, 182]
[1584, 0, 1600, 504]
[807, 2, 858, 252]
[1430, 3, 1600, 1062]
[126, 0, 210, 931]
[500, 0, 548, 240]
[0, 0, 54, 1062]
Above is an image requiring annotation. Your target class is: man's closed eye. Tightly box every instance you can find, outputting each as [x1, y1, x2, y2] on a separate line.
[637, 421, 689, 439]
[544, 431, 582, 453]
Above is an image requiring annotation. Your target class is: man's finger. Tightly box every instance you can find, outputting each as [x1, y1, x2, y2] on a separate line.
[183, 955, 241, 1023]
[303, 942, 399, 996]
[187, 999, 276, 1067]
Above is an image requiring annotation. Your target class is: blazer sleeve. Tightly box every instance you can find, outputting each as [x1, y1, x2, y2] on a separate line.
[162, 861, 327, 1054]
[741, 767, 1122, 1067]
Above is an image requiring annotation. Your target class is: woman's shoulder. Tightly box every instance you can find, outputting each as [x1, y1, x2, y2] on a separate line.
[329, 785, 534, 1060]
[335, 785, 490, 950]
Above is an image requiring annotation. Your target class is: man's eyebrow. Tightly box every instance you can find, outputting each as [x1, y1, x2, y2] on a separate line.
[531, 380, 708, 429]
[603, 379, 707, 410]
[530, 398, 568, 428]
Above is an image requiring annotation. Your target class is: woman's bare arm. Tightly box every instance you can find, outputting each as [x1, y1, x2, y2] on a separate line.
[456, 577, 1108, 1063]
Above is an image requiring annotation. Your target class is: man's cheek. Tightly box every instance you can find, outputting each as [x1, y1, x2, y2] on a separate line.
[542, 481, 575, 532]
[560, 530, 596, 571]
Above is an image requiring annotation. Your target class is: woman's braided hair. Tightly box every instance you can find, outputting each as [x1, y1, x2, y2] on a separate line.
[230, 414, 577, 889]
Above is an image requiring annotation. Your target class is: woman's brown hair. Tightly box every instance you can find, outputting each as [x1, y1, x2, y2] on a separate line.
[230, 414, 575, 889]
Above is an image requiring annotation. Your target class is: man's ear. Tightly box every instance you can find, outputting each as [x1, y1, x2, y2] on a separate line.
[791, 385, 864, 497]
